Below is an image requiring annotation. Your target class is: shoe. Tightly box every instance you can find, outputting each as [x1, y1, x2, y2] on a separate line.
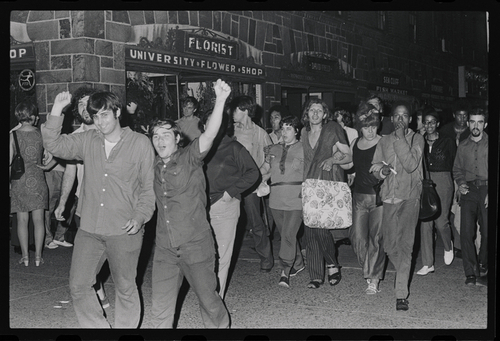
[444, 241, 454, 265]
[465, 275, 476, 285]
[307, 280, 322, 289]
[454, 247, 462, 259]
[14, 246, 22, 254]
[99, 296, 110, 309]
[327, 266, 341, 286]
[476, 275, 487, 287]
[416, 265, 435, 276]
[289, 266, 305, 277]
[396, 299, 409, 311]
[260, 267, 272, 273]
[365, 282, 380, 295]
[19, 256, 29, 267]
[335, 238, 351, 247]
[45, 241, 59, 249]
[479, 264, 488, 276]
[35, 257, 44, 267]
[53, 240, 73, 247]
[278, 274, 290, 288]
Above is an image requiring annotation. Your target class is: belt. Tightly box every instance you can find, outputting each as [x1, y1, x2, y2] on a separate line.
[270, 181, 303, 187]
[466, 179, 488, 187]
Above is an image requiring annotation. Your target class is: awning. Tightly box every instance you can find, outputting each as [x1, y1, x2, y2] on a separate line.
[129, 24, 262, 64]
[10, 22, 31, 43]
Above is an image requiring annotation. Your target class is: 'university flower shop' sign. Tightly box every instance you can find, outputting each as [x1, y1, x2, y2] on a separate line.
[126, 46, 265, 79]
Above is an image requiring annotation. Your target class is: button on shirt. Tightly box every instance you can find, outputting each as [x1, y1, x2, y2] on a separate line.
[154, 138, 211, 248]
[453, 132, 488, 186]
[41, 115, 156, 236]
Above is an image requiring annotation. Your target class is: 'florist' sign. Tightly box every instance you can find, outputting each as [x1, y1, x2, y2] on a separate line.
[126, 46, 264, 78]
[185, 33, 238, 60]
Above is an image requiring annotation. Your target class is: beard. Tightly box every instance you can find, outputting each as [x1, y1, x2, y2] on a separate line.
[471, 128, 482, 137]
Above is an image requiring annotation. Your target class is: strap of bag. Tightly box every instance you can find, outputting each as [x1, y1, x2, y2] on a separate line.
[13, 131, 21, 154]
[270, 181, 303, 187]
[422, 146, 431, 179]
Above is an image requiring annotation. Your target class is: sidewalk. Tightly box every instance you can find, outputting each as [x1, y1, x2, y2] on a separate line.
[7, 224, 492, 339]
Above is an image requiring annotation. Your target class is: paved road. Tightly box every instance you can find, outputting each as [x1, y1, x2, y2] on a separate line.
[7, 223, 493, 340]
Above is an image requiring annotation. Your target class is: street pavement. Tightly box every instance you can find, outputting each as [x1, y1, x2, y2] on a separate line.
[7, 222, 494, 340]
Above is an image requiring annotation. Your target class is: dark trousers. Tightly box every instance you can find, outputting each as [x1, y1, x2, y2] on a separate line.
[304, 226, 339, 282]
[460, 184, 488, 277]
[242, 193, 274, 269]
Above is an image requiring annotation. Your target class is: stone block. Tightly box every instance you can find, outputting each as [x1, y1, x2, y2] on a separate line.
[262, 11, 274, 23]
[110, 85, 126, 103]
[35, 41, 50, 71]
[213, 11, 221, 32]
[11, 11, 29, 23]
[84, 11, 105, 39]
[71, 11, 85, 37]
[106, 22, 131, 42]
[252, 11, 262, 21]
[276, 39, 283, 54]
[101, 69, 126, 85]
[178, 11, 189, 25]
[168, 11, 178, 25]
[95, 83, 110, 92]
[35, 84, 47, 113]
[73, 54, 100, 82]
[155, 11, 168, 24]
[262, 52, 274, 66]
[60, 19, 71, 39]
[68, 82, 94, 95]
[255, 20, 266, 51]
[248, 19, 256, 46]
[189, 11, 198, 26]
[265, 67, 280, 81]
[231, 19, 238, 39]
[47, 83, 69, 103]
[199, 11, 212, 29]
[144, 11, 155, 24]
[55, 11, 69, 19]
[239, 16, 249, 42]
[37, 70, 72, 84]
[96, 40, 113, 57]
[29, 11, 54, 22]
[129, 11, 145, 26]
[291, 15, 303, 32]
[52, 38, 95, 55]
[221, 12, 231, 36]
[113, 43, 125, 69]
[27, 21, 59, 40]
[112, 11, 130, 24]
[101, 57, 113, 68]
[51, 56, 71, 70]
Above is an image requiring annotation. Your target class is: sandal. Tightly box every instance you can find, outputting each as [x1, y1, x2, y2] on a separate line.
[327, 265, 342, 286]
[307, 280, 322, 289]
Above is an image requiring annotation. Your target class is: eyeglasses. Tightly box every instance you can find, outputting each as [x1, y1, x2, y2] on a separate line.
[424, 120, 437, 125]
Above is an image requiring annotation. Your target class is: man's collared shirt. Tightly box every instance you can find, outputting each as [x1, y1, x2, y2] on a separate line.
[372, 129, 425, 203]
[42, 115, 155, 236]
[154, 138, 211, 248]
[453, 132, 488, 186]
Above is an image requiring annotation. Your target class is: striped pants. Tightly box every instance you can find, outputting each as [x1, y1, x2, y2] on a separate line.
[304, 226, 340, 282]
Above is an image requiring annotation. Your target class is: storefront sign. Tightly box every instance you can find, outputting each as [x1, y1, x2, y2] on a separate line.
[382, 74, 401, 86]
[185, 33, 238, 60]
[375, 85, 408, 96]
[18, 69, 35, 91]
[10, 45, 34, 61]
[126, 47, 264, 78]
[304, 56, 337, 73]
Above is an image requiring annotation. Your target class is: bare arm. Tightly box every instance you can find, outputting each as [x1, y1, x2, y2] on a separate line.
[54, 163, 77, 221]
[198, 79, 231, 154]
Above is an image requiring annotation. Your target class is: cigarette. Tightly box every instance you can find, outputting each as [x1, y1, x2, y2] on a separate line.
[382, 161, 397, 174]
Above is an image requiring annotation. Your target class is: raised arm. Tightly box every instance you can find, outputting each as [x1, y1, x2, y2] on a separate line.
[199, 79, 231, 154]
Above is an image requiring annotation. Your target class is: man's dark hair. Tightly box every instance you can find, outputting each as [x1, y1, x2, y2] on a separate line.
[469, 107, 488, 124]
[301, 98, 332, 131]
[280, 116, 302, 139]
[72, 86, 96, 117]
[230, 96, 256, 118]
[87, 91, 122, 119]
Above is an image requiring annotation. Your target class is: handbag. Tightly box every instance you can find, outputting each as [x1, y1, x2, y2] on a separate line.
[10, 131, 25, 180]
[302, 172, 352, 229]
[372, 179, 384, 207]
[419, 147, 441, 221]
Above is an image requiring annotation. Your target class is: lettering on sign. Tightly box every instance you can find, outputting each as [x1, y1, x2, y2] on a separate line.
[10, 46, 34, 60]
[383, 76, 400, 85]
[186, 33, 238, 59]
[431, 84, 443, 93]
[126, 47, 264, 77]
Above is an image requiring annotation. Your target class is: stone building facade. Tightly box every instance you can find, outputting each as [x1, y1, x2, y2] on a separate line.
[10, 10, 488, 129]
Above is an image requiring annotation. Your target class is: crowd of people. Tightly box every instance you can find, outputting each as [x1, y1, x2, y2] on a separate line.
[9, 79, 489, 327]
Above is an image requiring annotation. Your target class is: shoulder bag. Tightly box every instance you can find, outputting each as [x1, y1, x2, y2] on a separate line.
[419, 142, 441, 220]
[10, 131, 25, 180]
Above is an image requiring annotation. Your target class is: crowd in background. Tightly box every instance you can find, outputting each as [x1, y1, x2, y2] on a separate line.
[9, 82, 489, 326]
